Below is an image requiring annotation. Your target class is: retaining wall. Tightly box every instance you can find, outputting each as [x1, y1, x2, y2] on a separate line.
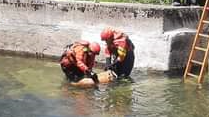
[0, 0, 203, 71]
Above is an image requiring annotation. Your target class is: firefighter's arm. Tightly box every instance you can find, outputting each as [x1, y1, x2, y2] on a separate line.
[89, 55, 96, 69]
[75, 47, 89, 72]
[117, 46, 127, 62]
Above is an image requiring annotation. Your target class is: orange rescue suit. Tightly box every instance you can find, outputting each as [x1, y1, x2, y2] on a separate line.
[104, 28, 133, 62]
[60, 42, 95, 72]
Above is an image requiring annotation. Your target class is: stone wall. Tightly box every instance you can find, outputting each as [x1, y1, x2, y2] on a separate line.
[0, 0, 203, 71]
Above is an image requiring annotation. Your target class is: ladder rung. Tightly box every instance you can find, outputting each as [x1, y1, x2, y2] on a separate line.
[199, 33, 209, 38]
[187, 73, 199, 78]
[194, 46, 207, 51]
[202, 20, 209, 24]
[184, 3, 209, 83]
[191, 60, 203, 65]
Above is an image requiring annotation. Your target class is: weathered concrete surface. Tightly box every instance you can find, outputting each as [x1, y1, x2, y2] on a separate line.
[167, 29, 195, 71]
[0, 1, 203, 71]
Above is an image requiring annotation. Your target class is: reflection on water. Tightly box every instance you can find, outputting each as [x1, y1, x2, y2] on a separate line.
[0, 55, 209, 117]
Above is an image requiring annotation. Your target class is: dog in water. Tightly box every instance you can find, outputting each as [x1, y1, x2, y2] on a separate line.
[70, 70, 117, 88]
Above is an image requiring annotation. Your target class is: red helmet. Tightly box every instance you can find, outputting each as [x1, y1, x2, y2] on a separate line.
[89, 42, 101, 55]
[100, 28, 114, 41]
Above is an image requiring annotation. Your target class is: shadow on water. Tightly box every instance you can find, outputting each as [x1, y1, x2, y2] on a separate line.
[1, 55, 209, 117]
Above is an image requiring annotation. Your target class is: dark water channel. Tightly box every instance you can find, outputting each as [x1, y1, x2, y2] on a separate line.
[0, 55, 209, 117]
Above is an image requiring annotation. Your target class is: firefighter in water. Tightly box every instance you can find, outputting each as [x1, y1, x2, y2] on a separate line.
[100, 27, 135, 77]
[60, 40, 100, 84]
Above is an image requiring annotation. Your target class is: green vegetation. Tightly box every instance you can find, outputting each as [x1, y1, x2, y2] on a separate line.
[96, 0, 173, 4]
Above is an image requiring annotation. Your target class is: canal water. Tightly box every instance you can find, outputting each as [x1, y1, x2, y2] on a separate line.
[0, 55, 209, 117]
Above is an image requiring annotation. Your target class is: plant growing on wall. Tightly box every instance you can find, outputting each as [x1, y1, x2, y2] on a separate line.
[92, 0, 173, 4]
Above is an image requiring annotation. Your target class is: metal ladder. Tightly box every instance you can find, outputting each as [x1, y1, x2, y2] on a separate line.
[184, 0, 209, 84]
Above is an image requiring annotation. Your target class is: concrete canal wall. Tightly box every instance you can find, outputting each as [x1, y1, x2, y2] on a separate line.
[0, 0, 203, 72]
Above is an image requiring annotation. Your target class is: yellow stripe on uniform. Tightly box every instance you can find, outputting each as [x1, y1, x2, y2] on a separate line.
[83, 47, 89, 52]
[117, 46, 127, 58]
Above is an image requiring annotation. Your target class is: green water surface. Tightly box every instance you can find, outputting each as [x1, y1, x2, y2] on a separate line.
[0, 55, 209, 117]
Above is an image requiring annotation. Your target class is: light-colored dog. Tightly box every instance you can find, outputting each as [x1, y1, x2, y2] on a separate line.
[70, 70, 117, 88]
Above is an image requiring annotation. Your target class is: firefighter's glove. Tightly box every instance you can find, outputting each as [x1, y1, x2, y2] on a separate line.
[90, 71, 99, 84]
[104, 64, 114, 71]
[86, 70, 99, 84]
[104, 60, 119, 71]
